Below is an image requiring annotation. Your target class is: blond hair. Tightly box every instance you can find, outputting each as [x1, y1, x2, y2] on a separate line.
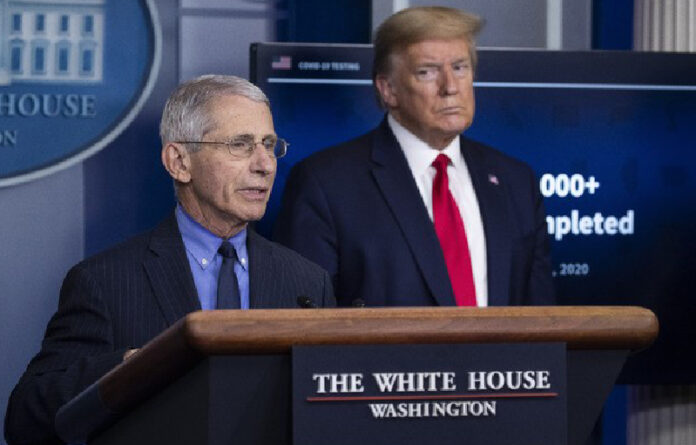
[373, 6, 483, 79]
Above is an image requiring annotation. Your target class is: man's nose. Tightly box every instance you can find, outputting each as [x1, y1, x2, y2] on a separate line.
[249, 144, 276, 175]
[439, 67, 459, 96]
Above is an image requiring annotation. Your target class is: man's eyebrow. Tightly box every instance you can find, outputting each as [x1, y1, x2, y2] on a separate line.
[414, 57, 469, 67]
[227, 133, 277, 141]
[227, 133, 254, 140]
[414, 62, 443, 69]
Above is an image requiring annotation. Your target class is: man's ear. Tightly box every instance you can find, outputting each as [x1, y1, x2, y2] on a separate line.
[375, 74, 398, 108]
[161, 142, 192, 183]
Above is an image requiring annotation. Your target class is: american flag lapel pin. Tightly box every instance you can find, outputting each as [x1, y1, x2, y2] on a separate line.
[488, 174, 499, 185]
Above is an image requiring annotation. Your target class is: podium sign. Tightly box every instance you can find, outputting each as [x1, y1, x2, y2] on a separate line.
[54, 308, 656, 445]
[293, 343, 567, 445]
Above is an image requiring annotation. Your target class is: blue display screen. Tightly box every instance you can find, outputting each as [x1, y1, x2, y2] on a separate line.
[252, 44, 696, 383]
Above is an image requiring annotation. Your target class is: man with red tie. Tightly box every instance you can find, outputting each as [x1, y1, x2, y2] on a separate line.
[274, 6, 555, 308]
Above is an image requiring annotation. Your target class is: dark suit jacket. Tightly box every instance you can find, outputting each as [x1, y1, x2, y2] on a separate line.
[274, 119, 554, 307]
[4, 213, 334, 445]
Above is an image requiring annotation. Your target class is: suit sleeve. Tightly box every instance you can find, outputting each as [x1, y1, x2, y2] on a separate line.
[4, 265, 128, 445]
[274, 163, 341, 292]
[526, 171, 556, 305]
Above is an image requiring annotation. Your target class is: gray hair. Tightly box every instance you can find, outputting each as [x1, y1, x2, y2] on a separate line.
[159, 74, 270, 151]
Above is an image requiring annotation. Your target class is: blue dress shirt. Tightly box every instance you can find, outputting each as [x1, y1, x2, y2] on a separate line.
[175, 205, 250, 310]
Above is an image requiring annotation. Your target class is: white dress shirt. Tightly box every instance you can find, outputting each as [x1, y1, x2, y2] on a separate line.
[388, 114, 488, 306]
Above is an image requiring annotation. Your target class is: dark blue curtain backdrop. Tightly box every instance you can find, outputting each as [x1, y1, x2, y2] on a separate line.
[84, 3, 178, 256]
[279, 0, 371, 43]
[593, 0, 634, 50]
[279, 1, 636, 50]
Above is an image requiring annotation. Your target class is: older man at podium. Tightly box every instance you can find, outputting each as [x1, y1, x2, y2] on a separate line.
[5, 75, 334, 445]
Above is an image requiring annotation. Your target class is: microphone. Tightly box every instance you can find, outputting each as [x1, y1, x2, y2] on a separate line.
[351, 298, 366, 308]
[297, 296, 318, 308]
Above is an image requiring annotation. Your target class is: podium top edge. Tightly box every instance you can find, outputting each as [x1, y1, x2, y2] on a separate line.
[179, 305, 658, 353]
[90, 305, 656, 420]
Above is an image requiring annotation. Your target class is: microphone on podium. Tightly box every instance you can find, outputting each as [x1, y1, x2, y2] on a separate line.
[297, 295, 318, 308]
[351, 298, 366, 308]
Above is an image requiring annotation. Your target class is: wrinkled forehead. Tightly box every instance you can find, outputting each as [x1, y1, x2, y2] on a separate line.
[204, 94, 270, 119]
[388, 38, 473, 68]
[203, 94, 274, 137]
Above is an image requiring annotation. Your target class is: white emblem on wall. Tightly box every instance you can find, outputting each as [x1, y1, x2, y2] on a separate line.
[0, 0, 105, 85]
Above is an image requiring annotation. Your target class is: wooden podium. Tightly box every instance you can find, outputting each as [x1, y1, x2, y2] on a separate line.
[55, 306, 657, 445]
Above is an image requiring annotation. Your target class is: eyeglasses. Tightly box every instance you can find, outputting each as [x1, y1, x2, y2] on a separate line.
[176, 135, 289, 159]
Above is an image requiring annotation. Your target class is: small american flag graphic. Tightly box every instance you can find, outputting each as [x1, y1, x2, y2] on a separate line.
[488, 174, 499, 185]
[271, 55, 292, 70]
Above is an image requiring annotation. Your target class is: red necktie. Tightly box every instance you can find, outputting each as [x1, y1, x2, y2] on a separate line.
[432, 154, 477, 306]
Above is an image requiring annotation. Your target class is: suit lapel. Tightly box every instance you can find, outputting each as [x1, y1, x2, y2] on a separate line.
[461, 139, 511, 306]
[144, 213, 200, 325]
[370, 120, 456, 306]
[247, 229, 276, 309]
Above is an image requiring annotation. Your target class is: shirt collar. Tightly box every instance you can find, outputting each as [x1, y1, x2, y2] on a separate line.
[175, 205, 248, 271]
[388, 113, 462, 175]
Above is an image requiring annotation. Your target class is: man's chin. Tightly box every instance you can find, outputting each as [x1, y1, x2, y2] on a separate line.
[440, 122, 471, 137]
[444, 115, 472, 130]
[438, 122, 469, 135]
[242, 207, 268, 223]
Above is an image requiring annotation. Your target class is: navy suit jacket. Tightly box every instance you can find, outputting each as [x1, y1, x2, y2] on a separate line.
[274, 119, 554, 307]
[5, 213, 334, 445]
